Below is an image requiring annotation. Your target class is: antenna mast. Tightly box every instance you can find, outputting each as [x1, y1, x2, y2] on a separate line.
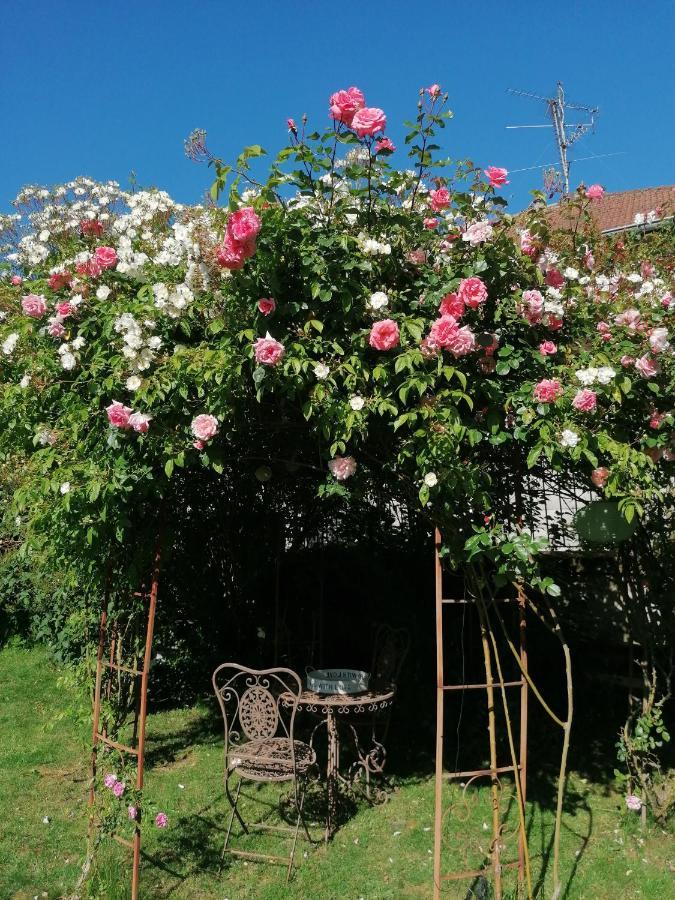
[506, 83, 598, 195]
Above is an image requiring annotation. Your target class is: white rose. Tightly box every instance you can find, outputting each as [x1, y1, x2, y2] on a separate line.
[313, 363, 330, 380]
[424, 472, 438, 487]
[126, 376, 142, 391]
[61, 352, 77, 370]
[96, 285, 111, 300]
[560, 429, 579, 448]
[349, 396, 365, 411]
[596, 366, 616, 384]
[60, 482, 71, 494]
[369, 292, 389, 310]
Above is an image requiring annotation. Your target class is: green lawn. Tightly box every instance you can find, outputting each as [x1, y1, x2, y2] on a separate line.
[0, 645, 673, 899]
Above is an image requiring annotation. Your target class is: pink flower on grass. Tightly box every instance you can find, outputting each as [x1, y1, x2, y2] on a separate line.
[191, 414, 219, 442]
[329, 87, 365, 125]
[585, 184, 604, 200]
[369, 319, 400, 351]
[429, 187, 451, 212]
[374, 137, 395, 154]
[258, 297, 276, 316]
[328, 456, 357, 481]
[155, 812, 168, 828]
[533, 379, 563, 404]
[227, 207, 261, 245]
[128, 805, 138, 820]
[439, 292, 465, 318]
[572, 389, 597, 413]
[254, 332, 285, 366]
[635, 354, 660, 379]
[539, 341, 557, 356]
[104, 773, 117, 789]
[591, 467, 610, 488]
[106, 401, 133, 429]
[21, 294, 47, 317]
[458, 277, 488, 309]
[484, 166, 509, 188]
[351, 107, 387, 137]
[625, 794, 642, 811]
[112, 781, 125, 797]
[129, 412, 151, 434]
[94, 246, 118, 270]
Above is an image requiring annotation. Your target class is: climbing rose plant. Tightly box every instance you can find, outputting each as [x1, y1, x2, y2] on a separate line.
[0, 84, 673, 594]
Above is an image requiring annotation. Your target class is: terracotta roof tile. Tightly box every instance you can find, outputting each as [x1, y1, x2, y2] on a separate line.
[543, 185, 675, 233]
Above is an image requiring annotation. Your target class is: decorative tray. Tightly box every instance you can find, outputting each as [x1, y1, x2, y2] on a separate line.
[306, 668, 370, 695]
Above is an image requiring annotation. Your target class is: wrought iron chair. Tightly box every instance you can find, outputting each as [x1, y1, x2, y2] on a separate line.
[349, 624, 411, 799]
[212, 664, 317, 881]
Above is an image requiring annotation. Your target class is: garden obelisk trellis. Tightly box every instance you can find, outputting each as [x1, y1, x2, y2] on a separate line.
[433, 529, 530, 899]
[87, 541, 162, 900]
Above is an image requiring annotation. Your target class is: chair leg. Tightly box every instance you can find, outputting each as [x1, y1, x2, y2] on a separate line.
[286, 781, 307, 883]
[220, 775, 244, 872]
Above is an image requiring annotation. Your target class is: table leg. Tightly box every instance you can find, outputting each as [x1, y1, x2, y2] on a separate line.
[326, 708, 339, 841]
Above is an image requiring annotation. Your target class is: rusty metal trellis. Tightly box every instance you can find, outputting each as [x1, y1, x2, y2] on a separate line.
[88, 539, 162, 900]
[433, 529, 529, 899]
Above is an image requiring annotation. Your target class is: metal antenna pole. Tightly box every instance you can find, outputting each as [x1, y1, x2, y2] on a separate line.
[550, 82, 570, 194]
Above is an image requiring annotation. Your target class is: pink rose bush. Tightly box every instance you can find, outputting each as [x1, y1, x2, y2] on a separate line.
[572, 389, 597, 413]
[254, 333, 285, 366]
[217, 207, 261, 270]
[484, 166, 509, 188]
[533, 379, 563, 404]
[328, 456, 357, 481]
[429, 188, 451, 212]
[191, 414, 219, 442]
[457, 277, 487, 309]
[585, 184, 604, 200]
[329, 87, 365, 125]
[258, 297, 276, 316]
[351, 107, 387, 138]
[21, 294, 47, 317]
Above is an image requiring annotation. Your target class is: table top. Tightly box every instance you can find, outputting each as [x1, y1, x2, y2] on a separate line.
[283, 685, 395, 711]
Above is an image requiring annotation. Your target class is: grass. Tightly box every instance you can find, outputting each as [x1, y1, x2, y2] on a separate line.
[0, 644, 673, 898]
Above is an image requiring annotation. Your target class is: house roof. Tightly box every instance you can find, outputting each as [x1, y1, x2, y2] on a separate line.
[543, 185, 675, 234]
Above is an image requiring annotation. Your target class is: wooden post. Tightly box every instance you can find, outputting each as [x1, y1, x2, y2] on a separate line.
[517, 595, 529, 885]
[433, 528, 444, 900]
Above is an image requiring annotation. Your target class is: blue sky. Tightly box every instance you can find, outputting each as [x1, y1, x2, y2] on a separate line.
[2, 0, 673, 212]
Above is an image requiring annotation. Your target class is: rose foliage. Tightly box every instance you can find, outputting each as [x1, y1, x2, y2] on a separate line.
[0, 85, 674, 600]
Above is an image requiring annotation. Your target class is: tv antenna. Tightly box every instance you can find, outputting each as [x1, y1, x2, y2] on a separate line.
[506, 83, 598, 195]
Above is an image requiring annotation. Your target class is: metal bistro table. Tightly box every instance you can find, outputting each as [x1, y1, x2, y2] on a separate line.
[290, 685, 396, 840]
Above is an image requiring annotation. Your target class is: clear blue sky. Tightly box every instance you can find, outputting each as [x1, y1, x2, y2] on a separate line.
[2, 0, 673, 212]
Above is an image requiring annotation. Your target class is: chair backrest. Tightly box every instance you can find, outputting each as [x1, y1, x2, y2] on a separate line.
[212, 664, 302, 760]
[370, 624, 411, 688]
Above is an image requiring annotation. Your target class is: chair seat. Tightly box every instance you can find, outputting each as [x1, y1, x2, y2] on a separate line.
[228, 737, 316, 781]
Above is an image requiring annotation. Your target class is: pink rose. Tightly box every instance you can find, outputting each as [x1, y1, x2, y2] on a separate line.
[423, 217, 439, 229]
[614, 308, 641, 330]
[287, 118, 297, 132]
[520, 230, 536, 257]
[258, 297, 276, 316]
[521, 289, 544, 325]
[227, 207, 261, 245]
[351, 107, 387, 137]
[426, 84, 441, 97]
[439, 292, 465, 318]
[458, 277, 488, 309]
[94, 246, 118, 270]
[584, 249, 595, 270]
[254, 332, 285, 366]
[77, 258, 102, 277]
[572, 389, 597, 412]
[539, 341, 557, 356]
[104, 773, 117, 789]
[21, 294, 47, 317]
[635, 354, 660, 379]
[329, 87, 365, 125]
[462, 221, 493, 245]
[48, 271, 72, 291]
[649, 327, 669, 353]
[406, 249, 427, 266]
[420, 336, 438, 359]
[533, 379, 563, 403]
[129, 412, 151, 433]
[369, 319, 400, 351]
[596, 321, 610, 334]
[155, 812, 168, 828]
[128, 805, 138, 820]
[106, 401, 133, 429]
[625, 794, 642, 812]
[649, 411, 665, 429]
[427, 315, 458, 349]
[47, 317, 65, 338]
[662, 293, 672, 309]
[429, 187, 451, 212]
[484, 166, 509, 188]
[191, 414, 219, 442]
[112, 781, 125, 797]
[193, 440, 205, 450]
[374, 137, 396, 154]
[585, 184, 604, 200]
[81, 219, 104, 237]
[545, 268, 565, 289]
[620, 355, 634, 367]
[591, 467, 610, 488]
[546, 314, 564, 331]
[56, 302, 74, 317]
[11, 275, 23, 285]
[216, 232, 249, 270]
[641, 261, 655, 279]
[328, 455, 357, 481]
[445, 325, 476, 358]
